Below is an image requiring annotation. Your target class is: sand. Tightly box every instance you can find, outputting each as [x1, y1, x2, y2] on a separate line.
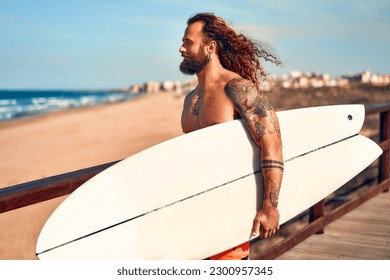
[0, 91, 185, 259]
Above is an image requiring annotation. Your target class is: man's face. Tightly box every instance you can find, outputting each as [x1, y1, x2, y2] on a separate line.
[179, 21, 209, 75]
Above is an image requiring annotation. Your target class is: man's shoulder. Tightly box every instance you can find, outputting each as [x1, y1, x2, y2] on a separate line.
[226, 75, 247, 84]
[185, 87, 197, 97]
[224, 76, 256, 95]
[183, 87, 197, 103]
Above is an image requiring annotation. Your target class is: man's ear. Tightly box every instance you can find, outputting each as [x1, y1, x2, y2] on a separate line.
[208, 40, 217, 54]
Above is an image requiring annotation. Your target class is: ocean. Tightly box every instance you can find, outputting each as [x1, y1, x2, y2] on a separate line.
[0, 89, 138, 122]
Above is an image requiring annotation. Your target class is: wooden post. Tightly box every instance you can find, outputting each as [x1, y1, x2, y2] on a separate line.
[309, 199, 325, 234]
[379, 110, 390, 192]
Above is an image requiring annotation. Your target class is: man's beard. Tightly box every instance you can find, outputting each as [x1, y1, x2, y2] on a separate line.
[179, 49, 209, 75]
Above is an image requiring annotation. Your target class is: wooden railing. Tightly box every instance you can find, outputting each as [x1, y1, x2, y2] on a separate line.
[0, 160, 120, 213]
[0, 102, 389, 258]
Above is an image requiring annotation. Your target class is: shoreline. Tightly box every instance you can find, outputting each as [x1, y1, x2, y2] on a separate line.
[0, 89, 142, 123]
[0, 91, 184, 188]
[0, 91, 185, 259]
[0, 93, 145, 129]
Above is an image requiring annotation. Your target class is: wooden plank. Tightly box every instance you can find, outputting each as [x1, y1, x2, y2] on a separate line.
[276, 187, 390, 259]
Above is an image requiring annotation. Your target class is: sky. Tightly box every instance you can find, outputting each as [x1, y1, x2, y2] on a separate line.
[0, 0, 389, 89]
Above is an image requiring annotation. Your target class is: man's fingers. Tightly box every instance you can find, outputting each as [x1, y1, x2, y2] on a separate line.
[258, 226, 278, 239]
[251, 216, 261, 237]
[261, 229, 270, 239]
[251, 211, 280, 239]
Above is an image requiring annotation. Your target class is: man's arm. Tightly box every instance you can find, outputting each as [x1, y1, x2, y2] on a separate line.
[225, 77, 283, 238]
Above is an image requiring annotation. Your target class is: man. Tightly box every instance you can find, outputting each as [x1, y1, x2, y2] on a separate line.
[179, 13, 283, 260]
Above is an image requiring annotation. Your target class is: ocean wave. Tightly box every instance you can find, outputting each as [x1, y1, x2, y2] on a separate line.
[0, 99, 17, 106]
[0, 91, 136, 122]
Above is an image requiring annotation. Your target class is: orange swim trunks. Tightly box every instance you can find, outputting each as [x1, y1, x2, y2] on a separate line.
[209, 242, 249, 260]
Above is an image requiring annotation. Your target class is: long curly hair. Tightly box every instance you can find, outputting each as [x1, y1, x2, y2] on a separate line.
[187, 12, 282, 90]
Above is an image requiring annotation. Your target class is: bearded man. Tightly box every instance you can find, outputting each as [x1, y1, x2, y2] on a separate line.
[179, 13, 283, 260]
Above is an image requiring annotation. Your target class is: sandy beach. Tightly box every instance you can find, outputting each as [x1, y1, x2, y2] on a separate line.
[0, 91, 184, 259]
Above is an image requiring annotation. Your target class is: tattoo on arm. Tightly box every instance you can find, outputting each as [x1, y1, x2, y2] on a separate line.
[225, 77, 281, 143]
[270, 180, 280, 208]
[261, 160, 284, 171]
[262, 160, 283, 208]
[225, 77, 283, 209]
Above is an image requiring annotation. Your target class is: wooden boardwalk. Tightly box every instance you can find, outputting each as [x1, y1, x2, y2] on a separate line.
[277, 190, 390, 260]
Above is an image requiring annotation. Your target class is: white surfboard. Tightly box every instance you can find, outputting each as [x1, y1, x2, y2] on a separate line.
[36, 105, 382, 259]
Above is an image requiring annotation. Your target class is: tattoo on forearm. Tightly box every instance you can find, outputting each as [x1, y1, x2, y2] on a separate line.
[261, 160, 284, 171]
[262, 149, 271, 157]
[265, 177, 280, 208]
[262, 160, 283, 208]
[270, 184, 279, 208]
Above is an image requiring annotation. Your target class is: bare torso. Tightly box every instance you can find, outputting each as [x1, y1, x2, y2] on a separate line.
[181, 74, 240, 133]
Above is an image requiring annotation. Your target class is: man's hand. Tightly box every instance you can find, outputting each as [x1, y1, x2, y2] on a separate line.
[251, 206, 280, 238]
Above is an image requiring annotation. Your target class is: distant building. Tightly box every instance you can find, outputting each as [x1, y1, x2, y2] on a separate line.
[361, 70, 371, 83]
[146, 81, 161, 93]
[162, 80, 175, 91]
[125, 70, 389, 96]
[129, 84, 145, 93]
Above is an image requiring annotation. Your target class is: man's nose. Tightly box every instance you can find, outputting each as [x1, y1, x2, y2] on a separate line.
[179, 45, 186, 54]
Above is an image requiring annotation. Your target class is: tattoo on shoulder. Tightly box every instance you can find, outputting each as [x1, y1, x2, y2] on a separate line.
[225, 77, 273, 117]
[225, 77, 281, 141]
